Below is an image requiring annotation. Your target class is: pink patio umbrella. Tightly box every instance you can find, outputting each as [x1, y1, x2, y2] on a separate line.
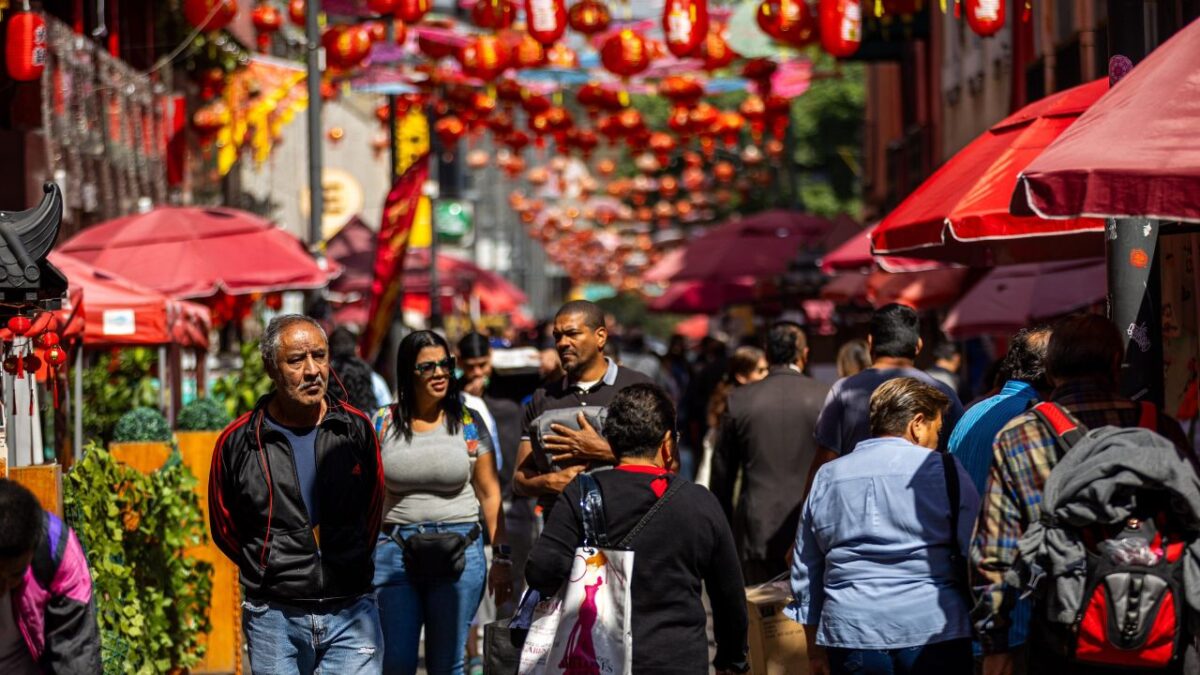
[942, 260, 1106, 338]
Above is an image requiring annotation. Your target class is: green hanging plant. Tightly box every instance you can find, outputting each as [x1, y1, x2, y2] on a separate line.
[176, 397, 232, 432]
[64, 444, 212, 674]
[113, 407, 172, 443]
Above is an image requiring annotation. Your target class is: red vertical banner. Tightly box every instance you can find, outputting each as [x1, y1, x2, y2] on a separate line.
[361, 154, 431, 360]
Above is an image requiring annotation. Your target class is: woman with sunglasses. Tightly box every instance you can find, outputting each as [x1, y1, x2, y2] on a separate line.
[371, 331, 512, 674]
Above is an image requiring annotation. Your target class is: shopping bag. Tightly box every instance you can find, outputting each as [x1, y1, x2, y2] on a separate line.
[518, 473, 682, 675]
[485, 590, 541, 675]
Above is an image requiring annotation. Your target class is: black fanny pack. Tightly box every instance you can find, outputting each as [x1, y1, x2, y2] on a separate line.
[385, 524, 481, 580]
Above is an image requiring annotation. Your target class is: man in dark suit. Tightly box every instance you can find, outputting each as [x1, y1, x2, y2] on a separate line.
[710, 322, 830, 585]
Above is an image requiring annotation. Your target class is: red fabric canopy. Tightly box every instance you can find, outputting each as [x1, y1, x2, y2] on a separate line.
[942, 259, 1105, 338]
[867, 267, 972, 311]
[871, 80, 1109, 266]
[820, 224, 942, 274]
[648, 278, 756, 314]
[821, 272, 870, 305]
[48, 253, 211, 348]
[1014, 18, 1200, 223]
[59, 207, 332, 299]
[667, 210, 832, 281]
[673, 315, 711, 341]
[404, 249, 528, 314]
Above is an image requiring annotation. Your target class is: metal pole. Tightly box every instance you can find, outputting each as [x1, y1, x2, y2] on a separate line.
[385, 19, 400, 186]
[1108, 217, 1164, 406]
[73, 348, 83, 460]
[306, 0, 324, 246]
[427, 107, 443, 330]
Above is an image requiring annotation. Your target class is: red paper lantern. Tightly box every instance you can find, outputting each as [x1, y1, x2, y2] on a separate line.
[600, 29, 651, 78]
[23, 353, 41, 373]
[397, 0, 432, 23]
[663, 0, 709, 58]
[701, 24, 737, 71]
[504, 130, 531, 153]
[323, 25, 373, 69]
[288, 0, 306, 26]
[649, 132, 677, 165]
[660, 75, 704, 107]
[715, 111, 745, 147]
[819, 0, 863, 58]
[6, 315, 31, 336]
[458, 35, 511, 81]
[435, 116, 467, 151]
[505, 31, 545, 68]
[367, 0, 399, 14]
[568, 0, 610, 35]
[545, 43, 578, 68]
[5, 11, 46, 82]
[714, 161, 735, 183]
[688, 102, 719, 133]
[473, 0, 517, 29]
[184, 0, 238, 32]
[667, 106, 692, 137]
[756, 0, 816, 47]
[525, 0, 567, 46]
[43, 345, 66, 367]
[572, 129, 599, 158]
[418, 33, 455, 59]
[35, 331, 59, 348]
[965, 0, 1006, 37]
[252, 4, 284, 34]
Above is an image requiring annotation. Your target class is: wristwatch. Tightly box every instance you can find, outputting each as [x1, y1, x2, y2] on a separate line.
[492, 544, 512, 559]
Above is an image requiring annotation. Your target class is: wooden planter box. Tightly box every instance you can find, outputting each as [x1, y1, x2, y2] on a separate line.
[1, 459, 63, 516]
[111, 435, 243, 675]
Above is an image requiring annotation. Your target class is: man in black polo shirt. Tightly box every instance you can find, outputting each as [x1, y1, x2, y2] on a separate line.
[514, 300, 653, 515]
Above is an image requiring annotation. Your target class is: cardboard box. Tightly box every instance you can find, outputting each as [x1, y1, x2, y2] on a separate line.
[746, 581, 808, 675]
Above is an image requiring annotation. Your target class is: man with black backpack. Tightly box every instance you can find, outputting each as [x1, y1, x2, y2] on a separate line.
[970, 314, 1194, 675]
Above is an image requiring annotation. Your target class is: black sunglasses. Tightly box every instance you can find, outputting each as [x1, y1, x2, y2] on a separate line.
[414, 357, 456, 376]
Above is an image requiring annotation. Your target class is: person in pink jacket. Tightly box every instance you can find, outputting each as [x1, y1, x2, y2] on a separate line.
[0, 478, 100, 674]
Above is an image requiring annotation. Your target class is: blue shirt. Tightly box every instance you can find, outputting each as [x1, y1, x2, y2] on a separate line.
[814, 367, 965, 455]
[265, 414, 320, 526]
[948, 379, 1040, 649]
[790, 436, 980, 649]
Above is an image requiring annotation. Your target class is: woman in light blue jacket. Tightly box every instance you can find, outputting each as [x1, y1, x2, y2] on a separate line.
[792, 377, 980, 675]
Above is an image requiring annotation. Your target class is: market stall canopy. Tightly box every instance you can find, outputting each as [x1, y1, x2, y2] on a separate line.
[326, 217, 376, 301]
[820, 224, 943, 274]
[1013, 18, 1200, 223]
[59, 207, 334, 299]
[871, 79, 1109, 266]
[668, 210, 832, 282]
[867, 267, 973, 311]
[648, 278, 756, 314]
[404, 249, 529, 314]
[48, 253, 211, 348]
[941, 259, 1105, 339]
[821, 272, 870, 305]
[673, 315, 712, 341]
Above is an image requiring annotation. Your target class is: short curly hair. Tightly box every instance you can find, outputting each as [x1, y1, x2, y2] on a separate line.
[604, 383, 677, 460]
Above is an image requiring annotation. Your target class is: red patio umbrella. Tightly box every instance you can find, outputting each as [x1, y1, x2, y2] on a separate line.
[668, 210, 832, 281]
[941, 259, 1105, 338]
[871, 80, 1109, 266]
[58, 207, 333, 299]
[648, 278, 756, 314]
[404, 249, 528, 314]
[1013, 18, 1200, 223]
[821, 272, 870, 305]
[820, 224, 942, 274]
[673, 315, 711, 341]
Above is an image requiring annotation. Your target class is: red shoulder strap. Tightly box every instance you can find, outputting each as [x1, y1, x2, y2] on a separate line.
[1138, 401, 1158, 432]
[1031, 402, 1087, 453]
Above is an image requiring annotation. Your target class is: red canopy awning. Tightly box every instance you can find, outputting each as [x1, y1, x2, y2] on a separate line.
[942, 259, 1106, 338]
[867, 267, 973, 311]
[48, 253, 211, 348]
[871, 80, 1109, 266]
[667, 210, 832, 282]
[59, 207, 333, 299]
[1014, 18, 1200, 223]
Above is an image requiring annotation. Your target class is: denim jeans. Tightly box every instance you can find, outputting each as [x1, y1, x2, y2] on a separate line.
[828, 637, 972, 675]
[374, 522, 487, 675]
[241, 594, 383, 675]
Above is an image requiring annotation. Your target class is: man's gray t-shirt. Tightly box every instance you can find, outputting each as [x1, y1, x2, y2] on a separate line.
[378, 408, 495, 525]
[813, 367, 965, 455]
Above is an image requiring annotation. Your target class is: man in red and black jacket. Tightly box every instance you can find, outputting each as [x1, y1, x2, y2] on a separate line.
[209, 315, 384, 674]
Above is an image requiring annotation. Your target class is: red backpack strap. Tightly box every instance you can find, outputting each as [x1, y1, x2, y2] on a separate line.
[1031, 402, 1087, 454]
[1138, 401, 1158, 432]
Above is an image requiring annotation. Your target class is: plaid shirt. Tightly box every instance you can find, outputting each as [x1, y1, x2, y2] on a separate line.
[968, 379, 1190, 654]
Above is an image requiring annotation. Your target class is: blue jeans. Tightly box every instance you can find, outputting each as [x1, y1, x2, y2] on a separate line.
[828, 638, 973, 675]
[374, 522, 486, 675]
[241, 594, 383, 675]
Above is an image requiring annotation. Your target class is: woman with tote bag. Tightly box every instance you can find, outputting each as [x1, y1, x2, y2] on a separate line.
[524, 383, 750, 674]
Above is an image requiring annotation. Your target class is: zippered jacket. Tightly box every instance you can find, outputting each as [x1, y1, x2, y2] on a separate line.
[209, 394, 384, 603]
[14, 511, 101, 673]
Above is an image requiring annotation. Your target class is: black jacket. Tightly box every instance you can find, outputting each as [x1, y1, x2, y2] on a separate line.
[209, 394, 383, 604]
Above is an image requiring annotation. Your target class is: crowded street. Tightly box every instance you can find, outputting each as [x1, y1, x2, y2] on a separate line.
[0, 1, 1199, 674]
